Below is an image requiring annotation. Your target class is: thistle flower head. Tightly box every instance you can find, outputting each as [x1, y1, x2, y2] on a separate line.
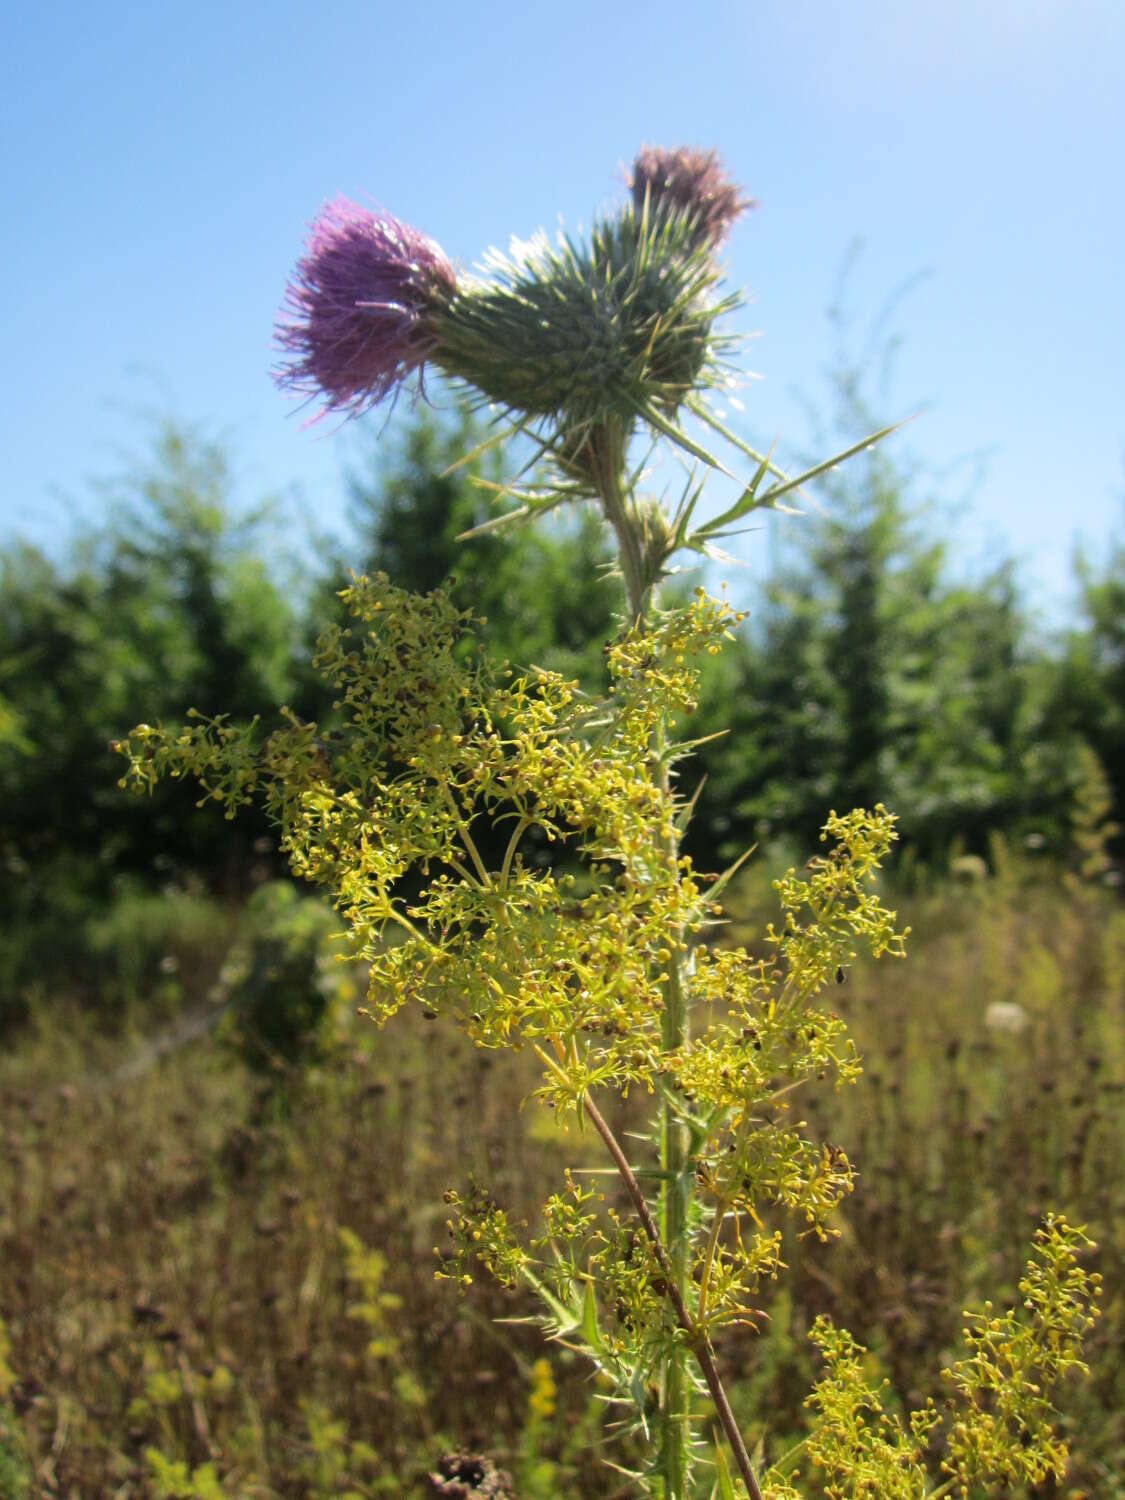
[275, 197, 458, 419]
[629, 145, 752, 248]
[432, 208, 737, 450]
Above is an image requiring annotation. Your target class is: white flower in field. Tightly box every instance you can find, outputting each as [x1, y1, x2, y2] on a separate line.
[985, 1000, 1028, 1035]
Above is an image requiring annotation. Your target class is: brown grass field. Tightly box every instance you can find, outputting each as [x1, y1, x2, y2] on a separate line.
[2, 853, 1122, 1496]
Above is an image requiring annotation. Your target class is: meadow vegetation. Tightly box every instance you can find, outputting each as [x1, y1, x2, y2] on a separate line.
[0, 851, 1120, 1495]
[0, 374, 1121, 1494]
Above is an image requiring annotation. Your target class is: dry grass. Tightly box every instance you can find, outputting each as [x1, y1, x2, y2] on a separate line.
[2, 855, 1123, 1496]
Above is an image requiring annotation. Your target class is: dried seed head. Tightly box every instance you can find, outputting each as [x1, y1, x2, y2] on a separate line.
[429, 1451, 515, 1498]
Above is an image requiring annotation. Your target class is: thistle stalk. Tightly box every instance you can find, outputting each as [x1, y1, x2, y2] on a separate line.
[594, 420, 735, 1500]
[583, 1094, 764, 1500]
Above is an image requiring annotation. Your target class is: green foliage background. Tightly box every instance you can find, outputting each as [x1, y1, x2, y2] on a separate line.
[1, 395, 1119, 1032]
[0, 391, 1121, 1494]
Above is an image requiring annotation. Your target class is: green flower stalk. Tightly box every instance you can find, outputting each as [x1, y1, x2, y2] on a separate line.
[123, 148, 1100, 1497]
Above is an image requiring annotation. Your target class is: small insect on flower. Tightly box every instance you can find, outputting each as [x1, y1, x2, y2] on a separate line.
[274, 197, 458, 419]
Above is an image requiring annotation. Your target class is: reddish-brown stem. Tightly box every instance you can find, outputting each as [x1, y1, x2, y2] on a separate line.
[582, 1094, 764, 1500]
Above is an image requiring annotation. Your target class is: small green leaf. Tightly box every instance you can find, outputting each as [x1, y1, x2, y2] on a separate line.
[640, 401, 737, 480]
[692, 421, 904, 549]
[670, 470, 708, 551]
[438, 421, 511, 478]
[686, 396, 793, 482]
[687, 444, 775, 542]
[707, 843, 758, 905]
[521, 1267, 578, 1337]
[675, 773, 707, 834]
[581, 1277, 605, 1355]
[455, 504, 531, 541]
[630, 1366, 651, 1438]
[714, 1432, 737, 1500]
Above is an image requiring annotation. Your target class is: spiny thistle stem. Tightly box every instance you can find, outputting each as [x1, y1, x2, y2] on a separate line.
[589, 418, 709, 1500]
[656, 844, 690, 1500]
[587, 424, 649, 621]
[582, 1095, 764, 1500]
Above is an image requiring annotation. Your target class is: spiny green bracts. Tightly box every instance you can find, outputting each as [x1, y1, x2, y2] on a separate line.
[431, 206, 739, 480]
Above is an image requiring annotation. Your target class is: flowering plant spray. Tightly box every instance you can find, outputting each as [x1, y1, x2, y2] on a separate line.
[118, 147, 1099, 1497]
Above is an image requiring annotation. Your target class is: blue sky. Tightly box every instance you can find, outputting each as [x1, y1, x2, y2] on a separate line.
[3, 0, 1122, 614]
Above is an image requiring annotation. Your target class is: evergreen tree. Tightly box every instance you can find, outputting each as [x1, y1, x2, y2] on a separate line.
[685, 377, 1046, 863]
[346, 402, 620, 683]
[0, 421, 300, 1018]
[1043, 523, 1125, 858]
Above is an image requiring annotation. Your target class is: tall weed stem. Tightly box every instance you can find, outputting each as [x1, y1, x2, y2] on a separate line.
[590, 423, 760, 1500]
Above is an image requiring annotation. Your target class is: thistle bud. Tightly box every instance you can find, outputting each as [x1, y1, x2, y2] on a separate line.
[629, 145, 752, 248]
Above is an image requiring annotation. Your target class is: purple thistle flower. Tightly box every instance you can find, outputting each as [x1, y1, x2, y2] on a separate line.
[628, 146, 752, 248]
[275, 197, 458, 419]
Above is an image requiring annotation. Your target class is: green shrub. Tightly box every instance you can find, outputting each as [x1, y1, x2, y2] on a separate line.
[85, 883, 239, 1025]
[214, 881, 344, 1080]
